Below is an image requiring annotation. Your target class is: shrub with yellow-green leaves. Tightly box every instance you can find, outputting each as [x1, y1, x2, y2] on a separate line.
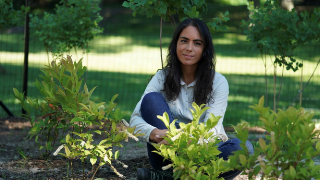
[153, 103, 231, 180]
[227, 96, 320, 180]
[14, 55, 143, 179]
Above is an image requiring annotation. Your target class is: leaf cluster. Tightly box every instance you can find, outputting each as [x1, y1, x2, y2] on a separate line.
[13, 55, 143, 178]
[0, 0, 29, 29]
[122, 0, 230, 33]
[58, 124, 140, 178]
[29, 0, 103, 55]
[242, 0, 320, 72]
[153, 103, 230, 180]
[227, 96, 320, 180]
[122, 0, 207, 22]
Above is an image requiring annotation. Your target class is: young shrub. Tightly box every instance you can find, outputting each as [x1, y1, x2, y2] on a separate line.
[227, 96, 320, 180]
[29, 0, 103, 60]
[0, 0, 29, 29]
[55, 120, 140, 179]
[242, 0, 320, 109]
[14, 55, 143, 179]
[153, 103, 231, 180]
[13, 56, 88, 156]
[13, 56, 142, 157]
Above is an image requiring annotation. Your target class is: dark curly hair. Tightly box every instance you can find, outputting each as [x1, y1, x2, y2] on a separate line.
[163, 18, 216, 105]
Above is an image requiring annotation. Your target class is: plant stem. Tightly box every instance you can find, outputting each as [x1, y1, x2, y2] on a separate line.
[67, 159, 69, 180]
[74, 46, 78, 60]
[170, 15, 176, 30]
[262, 53, 268, 106]
[46, 46, 50, 65]
[159, 17, 163, 69]
[273, 63, 277, 112]
[300, 59, 303, 105]
[91, 164, 101, 180]
[276, 64, 284, 110]
[291, 59, 320, 106]
[71, 159, 75, 180]
[83, 161, 85, 180]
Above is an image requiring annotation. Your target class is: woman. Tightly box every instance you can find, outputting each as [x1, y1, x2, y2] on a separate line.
[130, 18, 253, 180]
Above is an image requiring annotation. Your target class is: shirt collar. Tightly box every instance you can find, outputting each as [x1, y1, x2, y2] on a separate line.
[180, 78, 197, 87]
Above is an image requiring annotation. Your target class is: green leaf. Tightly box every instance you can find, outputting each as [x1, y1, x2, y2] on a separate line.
[122, 1, 130, 8]
[84, 150, 90, 155]
[157, 112, 170, 128]
[112, 122, 116, 131]
[316, 141, 320, 151]
[253, 165, 261, 175]
[259, 138, 267, 151]
[111, 94, 118, 103]
[152, 143, 160, 150]
[90, 157, 97, 165]
[70, 117, 83, 123]
[65, 146, 70, 157]
[258, 96, 264, 107]
[289, 165, 296, 177]
[66, 134, 70, 143]
[239, 154, 247, 165]
[115, 150, 119, 160]
[114, 133, 124, 142]
[13, 88, 23, 100]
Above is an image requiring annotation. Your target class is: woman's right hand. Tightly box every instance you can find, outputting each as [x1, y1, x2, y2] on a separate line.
[149, 128, 168, 143]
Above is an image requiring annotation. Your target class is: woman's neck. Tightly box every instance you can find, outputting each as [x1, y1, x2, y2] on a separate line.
[181, 66, 197, 85]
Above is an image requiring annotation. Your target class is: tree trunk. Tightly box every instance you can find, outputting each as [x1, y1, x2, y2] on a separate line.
[253, 0, 260, 8]
[0, 64, 6, 74]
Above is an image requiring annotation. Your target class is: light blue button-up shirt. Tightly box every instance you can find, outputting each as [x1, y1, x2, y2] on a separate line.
[130, 69, 229, 142]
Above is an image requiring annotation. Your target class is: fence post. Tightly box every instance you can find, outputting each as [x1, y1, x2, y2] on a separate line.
[22, 0, 30, 115]
[0, 100, 14, 117]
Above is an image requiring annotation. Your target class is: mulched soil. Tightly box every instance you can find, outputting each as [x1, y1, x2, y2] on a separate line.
[0, 117, 266, 180]
[0, 117, 152, 180]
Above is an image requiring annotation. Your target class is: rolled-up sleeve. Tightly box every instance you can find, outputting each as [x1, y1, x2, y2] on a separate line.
[129, 71, 165, 142]
[204, 73, 229, 138]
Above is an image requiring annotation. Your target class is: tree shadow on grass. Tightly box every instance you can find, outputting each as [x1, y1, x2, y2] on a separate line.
[1, 63, 319, 128]
[225, 73, 320, 127]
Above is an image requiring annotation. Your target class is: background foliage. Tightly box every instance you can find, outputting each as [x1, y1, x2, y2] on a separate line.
[1, 0, 320, 128]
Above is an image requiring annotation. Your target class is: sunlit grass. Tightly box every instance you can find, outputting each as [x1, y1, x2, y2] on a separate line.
[1, 47, 319, 77]
[1, 33, 320, 127]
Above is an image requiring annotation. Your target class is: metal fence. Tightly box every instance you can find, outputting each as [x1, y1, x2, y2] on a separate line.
[1, 3, 319, 127]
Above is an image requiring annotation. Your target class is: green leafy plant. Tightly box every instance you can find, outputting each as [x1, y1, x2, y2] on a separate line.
[153, 103, 231, 180]
[0, 0, 29, 29]
[29, 0, 103, 61]
[242, 0, 320, 109]
[122, 0, 207, 22]
[55, 122, 141, 180]
[0, 0, 29, 74]
[227, 96, 320, 179]
[17, 148, 28, 159]
[14, 55, 143, 178]
[14, 56, 88, 156]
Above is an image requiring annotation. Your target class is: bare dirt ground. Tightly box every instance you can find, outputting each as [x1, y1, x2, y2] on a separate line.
[0, 117, 265, 180]
[0, 117, 151, 180]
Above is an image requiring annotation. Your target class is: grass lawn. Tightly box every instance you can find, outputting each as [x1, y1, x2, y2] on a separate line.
[1, 3, 320, 127]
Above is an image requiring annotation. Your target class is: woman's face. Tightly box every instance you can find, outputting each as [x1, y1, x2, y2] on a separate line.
[176, 25, 204, 69]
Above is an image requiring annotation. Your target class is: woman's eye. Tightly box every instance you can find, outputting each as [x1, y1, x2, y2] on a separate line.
[195, 42, 201, 46]
[181, 40, 186, 43]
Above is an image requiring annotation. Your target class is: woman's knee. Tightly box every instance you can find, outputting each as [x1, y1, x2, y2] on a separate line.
[231, 138, 254, 155]
[141, 92, 164, 106]
[219, 138, 254, 155]
[245, 140, 254, 155]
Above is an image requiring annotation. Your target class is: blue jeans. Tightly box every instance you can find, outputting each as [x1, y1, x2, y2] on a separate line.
[141, 92, 254, 180]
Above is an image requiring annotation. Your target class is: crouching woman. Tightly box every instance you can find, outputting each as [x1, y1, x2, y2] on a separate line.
[130, 18, 254, 180]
